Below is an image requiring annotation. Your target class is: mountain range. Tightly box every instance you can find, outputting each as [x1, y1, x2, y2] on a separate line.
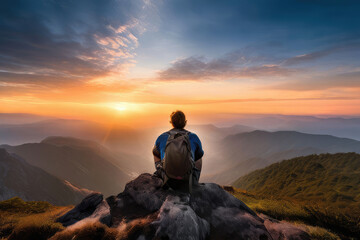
[0, 148, 90, 205]
[203, 130, 360, 184]
[2, 113, 360, 207]
[217, 114, 360, 140]
[1, 137, 131, 197]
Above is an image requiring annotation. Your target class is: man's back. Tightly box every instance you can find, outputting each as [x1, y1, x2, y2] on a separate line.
[154, 128, 204, 163]
[152, 111, 204, 186]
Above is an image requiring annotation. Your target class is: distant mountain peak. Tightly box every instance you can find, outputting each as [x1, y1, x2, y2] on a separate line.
[41, 136, 98, 147]
[0, 148, 89, 205]
[0, 147, 9, 156]
[2, 137, 131, 197]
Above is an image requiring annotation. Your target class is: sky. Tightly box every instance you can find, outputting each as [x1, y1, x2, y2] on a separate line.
[1, 0, 360, 126]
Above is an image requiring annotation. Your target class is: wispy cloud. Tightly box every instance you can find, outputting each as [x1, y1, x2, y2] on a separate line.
[157, 40, 360, 87]
[270, 71, 360, 91]
[157, 52, 294, 81]
[0, 0, 153, 89]
[98, 95, 360, 106]
[282, 41, 360, 66]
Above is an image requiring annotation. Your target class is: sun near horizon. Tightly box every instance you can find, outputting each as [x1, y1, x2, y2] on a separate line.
[0, 0, 360, 126]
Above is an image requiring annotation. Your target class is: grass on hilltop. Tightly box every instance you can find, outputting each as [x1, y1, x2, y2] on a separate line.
[229, 188, 343, 239]
[0, 197, 156, 240]
[228, 186, 359, 239]
[233, 153, 360, 212]
[231, 152, 360, 239]
[0, 197, 71, 240]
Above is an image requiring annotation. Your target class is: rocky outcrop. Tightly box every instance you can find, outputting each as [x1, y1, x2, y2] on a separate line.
[57, 192, 105, 226]
[57, 173, 310, 240]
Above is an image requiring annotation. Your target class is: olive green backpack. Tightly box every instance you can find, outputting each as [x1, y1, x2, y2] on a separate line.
[163, 130, 194, 192]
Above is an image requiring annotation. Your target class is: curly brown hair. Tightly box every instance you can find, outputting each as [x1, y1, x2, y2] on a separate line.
[170, 110, 187, 129]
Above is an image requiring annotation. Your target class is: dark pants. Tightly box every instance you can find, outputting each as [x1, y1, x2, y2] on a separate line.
[192, 167, 201, 184]
[166, 169, 200, 192]
[155, 167, 201, 191]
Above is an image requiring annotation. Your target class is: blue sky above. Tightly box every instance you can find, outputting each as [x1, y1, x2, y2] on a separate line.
[1, 0, 360, 81]
[1, 0, 360, 117]
[135, 0, 360, 77]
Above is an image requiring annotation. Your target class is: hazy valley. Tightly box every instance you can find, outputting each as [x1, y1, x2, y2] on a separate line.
[1, 113, 360, 239]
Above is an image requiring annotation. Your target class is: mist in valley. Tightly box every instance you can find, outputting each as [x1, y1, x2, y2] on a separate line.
[2, 113, 360, 191]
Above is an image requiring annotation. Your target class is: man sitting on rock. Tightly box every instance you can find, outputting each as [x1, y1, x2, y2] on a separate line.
[152, 110, 204, 191]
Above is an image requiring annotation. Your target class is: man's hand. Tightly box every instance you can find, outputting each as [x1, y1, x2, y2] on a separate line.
[153, 161, 163, 179]
[154, 154, 161, 166]
[155, 161, 162, 170]
[153, 145, 162, 170]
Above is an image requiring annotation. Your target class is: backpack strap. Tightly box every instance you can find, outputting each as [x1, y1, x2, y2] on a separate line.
[165, 130, 192, 154]
[167, 129, 190, 141]
[167, 128, 189, 135]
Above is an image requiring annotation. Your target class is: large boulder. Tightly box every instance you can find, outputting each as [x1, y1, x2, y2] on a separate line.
[153, 195, 210, 240]
[57, 192, 106, 226]
[57, 173, 310, 240]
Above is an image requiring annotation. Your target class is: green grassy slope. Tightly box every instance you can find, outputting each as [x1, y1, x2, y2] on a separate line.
[211, 131, 360, 184]
[233, 152, 360, 209]
[232, 152, 360, 239]
[228, 188, 351, 240]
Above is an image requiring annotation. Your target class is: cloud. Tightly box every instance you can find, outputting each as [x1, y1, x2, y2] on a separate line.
[99, 94, 360, 106]
[282, 51, 331, 66]
[157, 52, 294, 81]
[0, 0, 152, 87]
[270, 71, 360, 91]
[157, 40, 360, 82]
[282, 42, 360, 66]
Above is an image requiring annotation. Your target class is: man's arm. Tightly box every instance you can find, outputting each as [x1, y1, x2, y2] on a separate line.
[152, 146, 162, 170]
[193, 133, 204, 170]
[195, 158, 202, 171]
[154, 155, 161, 163]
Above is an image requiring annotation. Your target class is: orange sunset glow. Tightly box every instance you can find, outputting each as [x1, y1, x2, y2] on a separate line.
[1, 82, 360, 127]
[0, 0, 359, 126]
[1, 0, 360, 126]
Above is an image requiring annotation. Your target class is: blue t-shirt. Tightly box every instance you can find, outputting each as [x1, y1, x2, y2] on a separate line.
[154, 129, 204, 161]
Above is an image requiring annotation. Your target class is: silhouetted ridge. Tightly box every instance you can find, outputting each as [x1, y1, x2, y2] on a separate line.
[0, 148, 90, 205]
[41, 136, 101, 149]
[2, 137, 131, 196]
